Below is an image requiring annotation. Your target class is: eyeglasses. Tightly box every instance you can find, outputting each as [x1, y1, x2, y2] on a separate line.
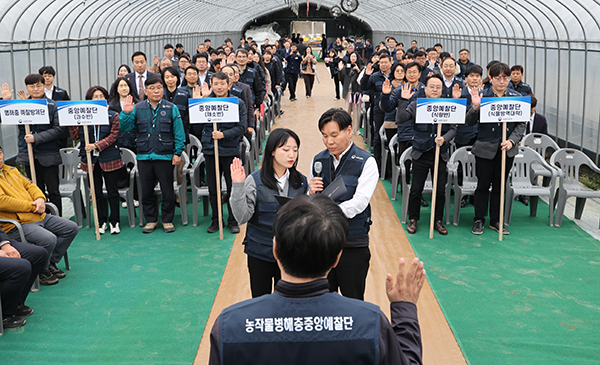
[27, 84, 45, 89]
[492, 76, 510, 82]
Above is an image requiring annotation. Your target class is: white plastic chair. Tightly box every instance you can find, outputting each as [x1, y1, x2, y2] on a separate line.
[550, 148, 600, 227]
[445, 146, 478, 226]
[505, 147, 558, 227]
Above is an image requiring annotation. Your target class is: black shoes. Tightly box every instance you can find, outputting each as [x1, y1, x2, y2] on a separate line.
[472, 220, 484, 235]
[39, 271, 59, 285]
[420, 198, 429, 207]
[516, 195, 529, 206]
[229, 225, 240, 234]
[16, 305, 33, 317]
[207, 222, 219, 233]
[2, 315, 26, 329]
[489, 222, 510, 235]
[290, 97, 297, 101]
[49, 262, 66, 279]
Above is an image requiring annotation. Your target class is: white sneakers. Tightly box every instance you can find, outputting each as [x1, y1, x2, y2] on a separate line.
[99, 222, 120, 234]
[110, 222, 120, 234]
[121, 200, 139, 208]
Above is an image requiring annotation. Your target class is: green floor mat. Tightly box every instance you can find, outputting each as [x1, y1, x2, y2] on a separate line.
[0, 206, 236, 364]
[381, 180, 600, 365]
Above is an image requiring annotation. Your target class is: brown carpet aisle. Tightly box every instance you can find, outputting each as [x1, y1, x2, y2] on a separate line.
[194, 63, 467, 364]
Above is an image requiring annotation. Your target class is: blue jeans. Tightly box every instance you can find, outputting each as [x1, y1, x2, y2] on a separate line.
[8, 214, 78, 271]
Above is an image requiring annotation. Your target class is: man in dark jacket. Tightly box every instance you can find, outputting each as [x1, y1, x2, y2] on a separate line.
[284, 44, 302, 101]
[125, 51, 161, 101]
[209, 194, 426, 365]
[15, 74, 65, 215]
[192, 72, 247, 234]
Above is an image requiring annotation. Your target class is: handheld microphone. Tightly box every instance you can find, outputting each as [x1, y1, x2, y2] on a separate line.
[314, 161, 323, 194]
[314, 161, 322, 177]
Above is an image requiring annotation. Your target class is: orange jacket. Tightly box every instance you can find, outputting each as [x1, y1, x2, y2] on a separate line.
[0, 164, 46, 232]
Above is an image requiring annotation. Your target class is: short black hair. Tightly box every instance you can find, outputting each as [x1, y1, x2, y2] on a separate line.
[488, 62, 511, 78]
[161, 66, 180, 86]
[192, 52, 209, 64]
[185, 65, 199, 74]
[235, 48, 249, 57]
[179, 54, 190, 62]
[175, 43, 184, 49]
[85, 86, 109, 100]
[25, 74, 44, 85]
[204, 39, 211, 43]
[38, 66, 56, 76]
[465, 64, 483, 77]
[131, 51, 147, 62]
[425, 74, 444, 86]
[511, 65, 524, 73]
[441, 57, 456, 66]
[439, 52, 451, 61]
[434, 43, 443, 48]
[426, 47, 437, 53]
[318, 108, 352, 132]
[274, 195, 348, 279]
[486, 60, 500, 70]
[459, 48, 469, 54]
[378, 49, 391, 57]
[144, 76, 163, 87]
[406, 61, 422, 72]
[164, 43, 174, 50]
[118, 64, 131, 74]
[414, 50, 427, 58]
[211, 71, 229, 84]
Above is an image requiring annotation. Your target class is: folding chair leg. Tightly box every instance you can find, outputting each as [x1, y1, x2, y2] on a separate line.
[63, 251, 70, 270]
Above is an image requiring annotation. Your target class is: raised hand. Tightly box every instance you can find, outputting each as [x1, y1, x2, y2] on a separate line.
[365, 62, 373, 76]
[230, 157, 246, 183]
[201, 82, 211, 98]
[193, 84, 202, 99]
[338, 61, 344, 71]
[386, 257, 426, 304]
[1, 83, 13, 100]
[470, 87, 481, 110]
[122, 95, 135, 113]
[400, 83, 415, 100]
[382, 78, 392, 94]
[17, 90, 29, 100]
[153, 54, 159, 65]
[227, 53, 236, 64]
[452, 83, 462, 99]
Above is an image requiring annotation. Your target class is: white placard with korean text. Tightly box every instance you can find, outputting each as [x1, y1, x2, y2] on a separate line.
[57, 100, 109, 126]
[189, 97, 239, 124]
[480, 96, 531, 123]
[415, 98, 467, 124]
[0, 99, 50, 125]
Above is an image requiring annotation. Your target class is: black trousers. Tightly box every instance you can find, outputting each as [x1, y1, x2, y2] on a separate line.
[371, 110, 385, 168]
[333, 74, 341, 99]
[0, 240, 48, 316]
[303, 74, 315, 97]
[205, 154, 236, 226]
[138, 159, 175, 224]
[247, 255, 281, 298]
[92, 164, 124, 225]
[285, 73, 299, 99]
[408, 149, 447, 222]
[25, 161, 62, 215]
[474, 151, 514, 225]
[327, 246, 371, 300]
